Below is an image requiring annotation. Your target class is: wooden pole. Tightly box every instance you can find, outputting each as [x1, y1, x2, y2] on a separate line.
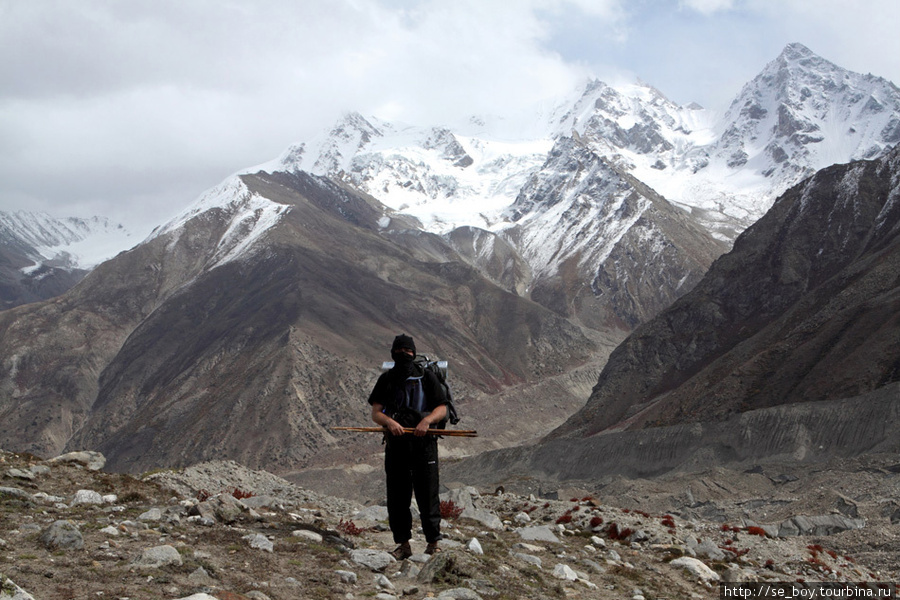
[332, 426, 478, 437]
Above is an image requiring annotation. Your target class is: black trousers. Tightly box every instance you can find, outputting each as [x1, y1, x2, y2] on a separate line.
[384, 435, 441, 544]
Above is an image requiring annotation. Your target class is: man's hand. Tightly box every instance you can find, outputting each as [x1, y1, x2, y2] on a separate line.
[372, 403, 406, 436]
[386, 419, 406, 436]
[414, 419, 431, 437]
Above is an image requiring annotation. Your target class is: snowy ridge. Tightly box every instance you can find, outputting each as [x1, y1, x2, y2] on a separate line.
[0, 210, 133, 271]
[251, 114, 553, 233]
[243, 44, 899, 249]
[505, 138, 651, 280]
[151, 176, 291, 269]
[143, 44, 899, 291]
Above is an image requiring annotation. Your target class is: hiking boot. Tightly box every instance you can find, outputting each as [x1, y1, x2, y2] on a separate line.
[390, 542, 412, 560]
[425, 541, 441, 555]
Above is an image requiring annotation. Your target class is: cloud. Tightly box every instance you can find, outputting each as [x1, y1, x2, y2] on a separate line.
[678, 0, 735, 15]
[0, 0, 898, 236]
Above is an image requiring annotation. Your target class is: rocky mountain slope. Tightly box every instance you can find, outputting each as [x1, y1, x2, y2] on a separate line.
[2, 450, 897, 600]
[552, 142, 900, 440]
[0, 211, 132, 310]
[0, 170, 608, 476]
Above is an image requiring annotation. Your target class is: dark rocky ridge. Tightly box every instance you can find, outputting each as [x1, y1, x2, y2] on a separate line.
[551, 144, 900, 438]
[444, 383, 900, 489]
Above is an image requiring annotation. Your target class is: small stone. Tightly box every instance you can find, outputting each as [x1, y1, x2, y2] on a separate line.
[335, 570, 358, 584]
[509, 552, 542, 568]
[517, 525, 560, 543]
[243, 533, 274, 552]
[39, 520, 84, 550]
[187, 566, 214, 585]
[138, 508, 162, 521]
[0, 576, 37, 600]
[375, 574, 395, 590]
[552, 564, 578, 581]
[292, 529, 324, 543]
[670, 557, 720, 582]
[466, 538, 483, 555]
[71, 490, 103, 506]
[351, 549, 395, 572]
[132, 545, 183, 569]
[99, 526, 119, 536]
[0, 487, 31, 502]
[6, 468, 34, 481]
[354, 505, 390, 521]
[45, 451, 106, 471]
[436, 588, 483, 600]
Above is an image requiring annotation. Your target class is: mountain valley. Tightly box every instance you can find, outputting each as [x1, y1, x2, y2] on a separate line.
[0, 42, 899, 541]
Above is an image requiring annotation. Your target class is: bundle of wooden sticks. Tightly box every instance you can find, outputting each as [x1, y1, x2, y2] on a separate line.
[332, 426, 478, 437]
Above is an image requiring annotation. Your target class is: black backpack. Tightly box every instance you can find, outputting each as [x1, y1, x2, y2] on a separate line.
[382, 355, 460, 427]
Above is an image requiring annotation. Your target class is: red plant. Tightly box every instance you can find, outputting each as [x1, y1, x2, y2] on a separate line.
[571, 506, 580, 512]
[440, 499, 464, 519]
[337, 519, 364, 536]
[196, 489, 211, 502]
[661, 515, 676, 529]
[232, 488, 254, 500]
[607, 523, 634, 541]
[589, 516, 604, 528]
[721, 523, 741, 532]
[556, 514, 573, 524]
[765, 559, 775, 569]
[745, 526, 767, 537]
[581, 496, 593, 502]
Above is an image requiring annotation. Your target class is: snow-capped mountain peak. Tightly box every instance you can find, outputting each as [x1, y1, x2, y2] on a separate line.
[209, 44, 900, 253]
[0, 210, 133, 271]
[715, 42, 900, 182]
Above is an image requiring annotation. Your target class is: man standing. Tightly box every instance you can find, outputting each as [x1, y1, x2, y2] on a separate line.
[368, 334, 448, 559]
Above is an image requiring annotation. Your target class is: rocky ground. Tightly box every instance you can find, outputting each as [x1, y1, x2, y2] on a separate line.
[1, 449, 898, 600]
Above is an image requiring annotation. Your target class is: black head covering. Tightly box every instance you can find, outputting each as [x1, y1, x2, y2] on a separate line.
[390, 334, 417, 377]
[391, 334, 416, 356]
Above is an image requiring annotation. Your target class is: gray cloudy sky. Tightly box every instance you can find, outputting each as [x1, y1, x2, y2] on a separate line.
[2, 0, 898, 236]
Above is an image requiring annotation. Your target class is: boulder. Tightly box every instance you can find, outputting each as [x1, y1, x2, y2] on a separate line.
[0, 488, 31, 502]
[132, 545, 183, 569]
[552, 564, 578, 581]
[70, 490, 103, 506]
[350, 549, 395, 572]
[244, 533, 274, 552]
[45, 451, 106, 471]
[777, 515, 866, 537]
[0, 575, 36, 600]
[670, 557, 720, 582]
[39, 520, 84, 550]
[516, 525, 560, 543]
